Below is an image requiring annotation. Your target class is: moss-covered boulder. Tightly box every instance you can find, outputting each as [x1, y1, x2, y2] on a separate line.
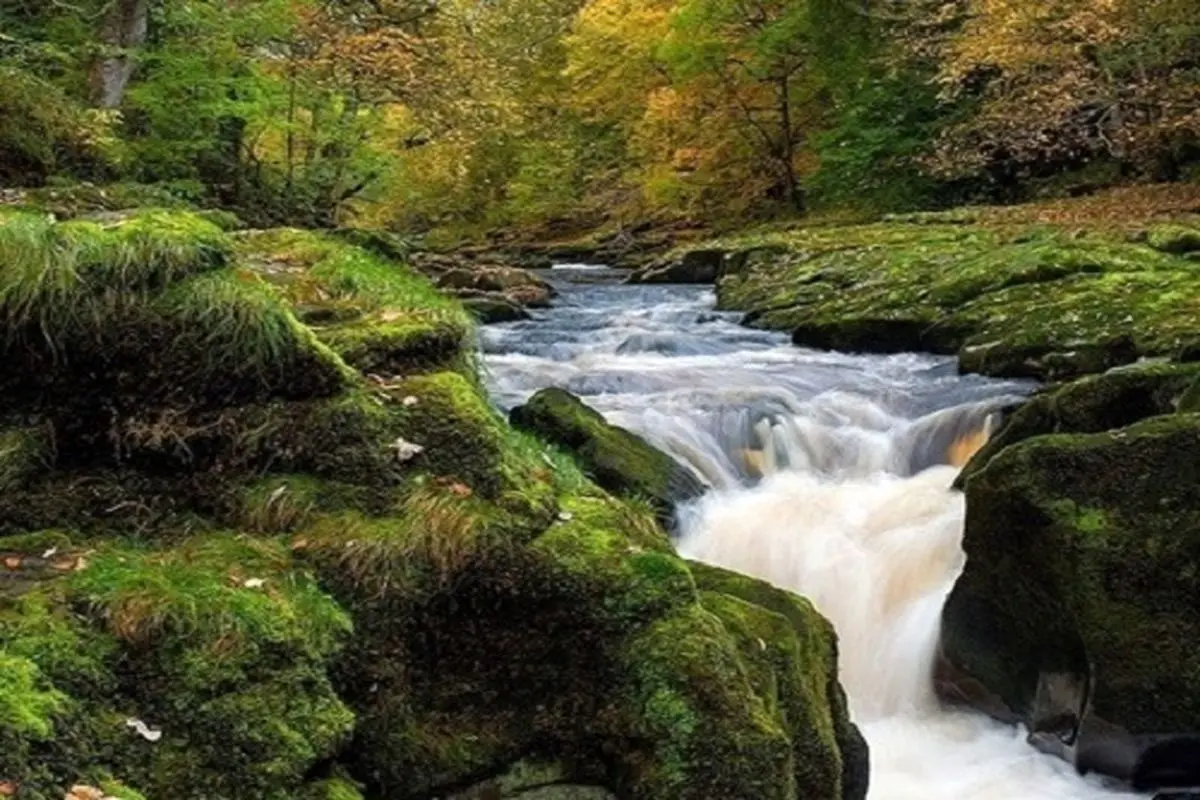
[955, 361, 1200, 487]
[941, 412, 1200, 785]
[707, 222, 1200, 380]
[0, 211, 862, 800]
[510, 389, 706, 524]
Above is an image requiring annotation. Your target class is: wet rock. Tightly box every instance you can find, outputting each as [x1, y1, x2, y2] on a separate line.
[461, 292, 532, 324]
[437, 265, 556, 309]
[940, 412, 1200, 780]
[710, 222, 1200, 380]
[510, 388, 706, 525]
[955, 361, 1200, 487]
[628, 249, 726, 284]
[791, 318, 932, 355]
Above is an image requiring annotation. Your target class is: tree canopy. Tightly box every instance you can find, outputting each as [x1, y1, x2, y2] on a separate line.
[1, 0, 1196, 230]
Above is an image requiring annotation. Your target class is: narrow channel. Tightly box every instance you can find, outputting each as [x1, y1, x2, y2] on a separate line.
[482, 265, 1145, 799]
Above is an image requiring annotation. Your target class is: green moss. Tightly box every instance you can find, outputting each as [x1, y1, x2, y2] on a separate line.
[945, 413, 1200, 734]
[71, 535, 349, 655]
[1, 222, 351, 411]
[303, 487, 496, 599]
[1146, 223, 1200, 255]
[690, 562, 867, 800]
[236, 227, 469, 329]
[0, 425, 51, 493]
[530, 496, 690, 627]
[390, 371, 510, 496]
[55, 535, 356, 799]
[510, 389, 704, 521]
[302, 775, 366, 800]
[615, 604, 798, 799]
[0, 211, 230, 339]
[709, 221, 1200, 379]
[0, 651, 65, 739]
[318, 315, 468, 376]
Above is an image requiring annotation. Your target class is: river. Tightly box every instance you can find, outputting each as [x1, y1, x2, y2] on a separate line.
[481, 265, 1145, 799]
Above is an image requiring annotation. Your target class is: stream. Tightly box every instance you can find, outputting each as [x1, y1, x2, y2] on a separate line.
[481, 265, 1145, 799]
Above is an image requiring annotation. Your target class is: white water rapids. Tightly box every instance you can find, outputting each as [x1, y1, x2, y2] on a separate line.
[482, 267, 1146, 799]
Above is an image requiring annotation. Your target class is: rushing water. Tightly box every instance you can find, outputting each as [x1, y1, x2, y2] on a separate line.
[482, 266, 1145, 799]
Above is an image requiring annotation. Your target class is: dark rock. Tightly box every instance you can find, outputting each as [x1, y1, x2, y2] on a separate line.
[628, 249, 726, 284]
[461, 293, 532, 324]
[437, 266, 556, 308]
[941, 413, 1200, 768]
[791, 318, 932, 355]
[510, 388, 707, 525]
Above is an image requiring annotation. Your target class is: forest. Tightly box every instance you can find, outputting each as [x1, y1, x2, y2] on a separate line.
[3, 0, 1198, 235]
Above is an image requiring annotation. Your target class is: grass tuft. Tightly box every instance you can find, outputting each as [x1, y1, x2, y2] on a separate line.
[0, 211, 231, 351]
[304, 483, 493, 595]
[71, 535, 351, 659]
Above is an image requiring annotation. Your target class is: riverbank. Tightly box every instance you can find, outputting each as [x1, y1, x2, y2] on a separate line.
[628, 185, 1200, 381]
[0, 205, 865, 800]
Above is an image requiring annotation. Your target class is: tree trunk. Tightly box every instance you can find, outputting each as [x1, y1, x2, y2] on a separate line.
[777, 75, 805, 213]
[88, 0, 150, 109]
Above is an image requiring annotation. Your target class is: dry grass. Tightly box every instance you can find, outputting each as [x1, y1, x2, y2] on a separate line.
[304, 484, 491, 596]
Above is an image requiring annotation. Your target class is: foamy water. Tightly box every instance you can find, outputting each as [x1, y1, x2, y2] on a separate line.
[482, 269, 1145, 799]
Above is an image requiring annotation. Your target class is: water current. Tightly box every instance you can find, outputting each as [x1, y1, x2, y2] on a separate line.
[481, 265, 1146, 799]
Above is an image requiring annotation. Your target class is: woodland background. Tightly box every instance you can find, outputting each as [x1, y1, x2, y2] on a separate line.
[3, 0, 1198, 237]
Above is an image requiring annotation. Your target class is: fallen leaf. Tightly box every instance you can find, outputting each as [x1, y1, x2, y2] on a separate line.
[391, 437, 425, 463]
[42, 546, 59, 559]
[291, 537, 309, 551]
[66, 785, 105, 800]
[557, 511, 574, 522]
[3, 557, 21, 571]
[126, 718, 163, 742]
[402, 395, 420, 407]
[0, 780, 17, 797]
[243, 578, 266, 589]
[448, 483, 473, 498]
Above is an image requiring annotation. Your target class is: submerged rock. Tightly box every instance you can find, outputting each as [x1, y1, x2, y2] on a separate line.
[510, 388, 707, 524]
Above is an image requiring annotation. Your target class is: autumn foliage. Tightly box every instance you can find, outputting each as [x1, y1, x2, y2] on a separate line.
[0, 0, 1196, 229]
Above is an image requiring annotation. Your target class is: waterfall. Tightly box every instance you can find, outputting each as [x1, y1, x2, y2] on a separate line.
[483, 270, 1146, 799]
[673, 404, 1139, 799]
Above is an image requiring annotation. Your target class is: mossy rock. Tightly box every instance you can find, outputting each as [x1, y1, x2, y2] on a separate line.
[510, 389, 705, 524]
[318, 315, 468, 376]
[1146, 224, 1200, 255]
[0, 214, 351, 411]
[956, 361, 1200, 487]
[711, 222, 1200, 379]
[943, 414, 1200, 743]
[317, 491, 860, 800]
[689, 563, 868, 800]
